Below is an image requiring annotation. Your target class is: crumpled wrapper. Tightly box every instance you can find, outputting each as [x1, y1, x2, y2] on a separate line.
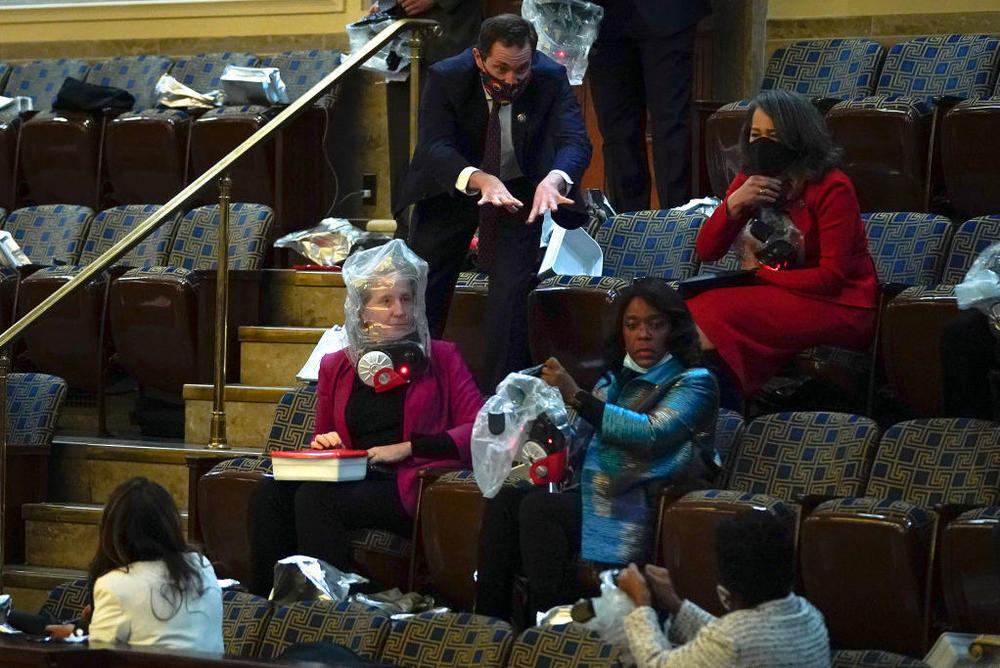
[220, 65, 290, 106]
[346, 10, 411, 81]
[154, 73, 223, 109]
[274, 218, 391, 266]
[269, 555, 368, 606]
[349, 587, 446, 620]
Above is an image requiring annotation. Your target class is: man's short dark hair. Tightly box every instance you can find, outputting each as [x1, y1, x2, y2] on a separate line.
[715, 510, 795, 608]
[477, 14, 538, 57]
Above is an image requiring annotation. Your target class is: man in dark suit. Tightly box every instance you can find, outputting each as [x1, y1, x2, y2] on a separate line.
[588, 0, 712, 211]
[397, 14, 592, 390]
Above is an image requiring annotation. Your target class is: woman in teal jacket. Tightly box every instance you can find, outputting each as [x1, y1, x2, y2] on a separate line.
[476, 277, 719, 620]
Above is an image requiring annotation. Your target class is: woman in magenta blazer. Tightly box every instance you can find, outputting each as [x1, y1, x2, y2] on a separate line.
[249, 241, 483, 596]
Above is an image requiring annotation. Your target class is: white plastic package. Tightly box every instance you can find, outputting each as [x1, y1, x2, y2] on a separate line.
[219, 65, 290, 105]
[522, 0, 605, 85]
[346, 10, 411, 81]
[273, 217, 391, 267]
[955, 241, 1000, 334]
[154, 73, 223, 109]
[471, 373, 569, 498]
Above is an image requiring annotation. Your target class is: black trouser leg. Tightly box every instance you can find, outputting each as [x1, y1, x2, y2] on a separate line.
[641, 26, 697, 209]
[248, 478, 301, 596]
[474, 485, 532, 620]
[941, 309, 998, 419]
[408, 194, 479, 338]
[293, 478, 412, 574]
[519, 490, 586, 615]
[587, 38, 649, 213]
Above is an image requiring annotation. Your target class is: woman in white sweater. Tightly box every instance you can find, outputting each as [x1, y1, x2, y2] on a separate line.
[616, 510, 830, 667]
[84, 477, 223, 652]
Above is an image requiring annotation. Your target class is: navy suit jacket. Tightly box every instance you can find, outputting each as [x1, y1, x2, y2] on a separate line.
[594, 0, 711, 38]
[396, 48, 592, 228]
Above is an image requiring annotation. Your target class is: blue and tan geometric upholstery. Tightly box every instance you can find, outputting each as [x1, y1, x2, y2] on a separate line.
[527, 278, 628, 392]
[594, 209, 705, 281]
[940, 505, 1000, 634]
[105, 52, 259, 205]
[222, 589, 274, 657]
[258, 600, 390, 660]
[0, 203, 93, 342]
[800, 418, 1000, 655]
[17, 205, 182, 419]
[380, 612, 514, 668]
[826, 34, 1000, 212]
[0, 58, 91, 209]
[941, 73, 1000, 220]
[725, 411, 879, 501]
[881, 216, 1000, 416]
[710, 407, 745, 484]
[19, 55, 173, 208]
[658, 492, 799, 616]
[441, 273, 492, 392]
[831, 649, 931, 667]
[108, 203, 272, 395]
[5, 373, 67, 446]
[507, 623, 623, 668]
[38, 579, 90, 621]
[705, 38, 885, 198]
[188, 50, 341, 238]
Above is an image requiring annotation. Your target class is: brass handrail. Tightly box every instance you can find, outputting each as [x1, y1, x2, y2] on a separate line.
[0, 17, 438, 350]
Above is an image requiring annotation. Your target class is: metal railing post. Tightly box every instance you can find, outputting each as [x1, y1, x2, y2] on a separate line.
[208, 175, 232, 450]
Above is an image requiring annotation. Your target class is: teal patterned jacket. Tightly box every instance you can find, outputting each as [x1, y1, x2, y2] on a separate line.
[577, 356, 719, 564]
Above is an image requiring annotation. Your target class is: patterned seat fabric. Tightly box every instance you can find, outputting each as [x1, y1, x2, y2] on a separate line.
[172, 52, 258, 94]
[727, 411, 879, 501]
[863, 212, 953, 286]
[940, 215, 1000, 284]
[381, 612, 514, 668]
[866, 418, 1000, 507]
[811, 497, 936, 529]
[1, 58, 90, 109]
[535, 274, 629, 291]
[222, 589, 273, 657]
[761, 38, 885, 99]
[259, 600, 389, 660]
[831, 649, 930, 667]
[674, 490, 799, 521]
[5, 373, 67, 446]
[454, 270, 490, 291]
[261, 50, 343, 102]
[85, 54, 173, 112]
[594, 209, 705, 281]
[507, 623, 622, 668]
[38, 579, 90, 621]
[711, 407, 745, 484]
[5, 205, 94, 265]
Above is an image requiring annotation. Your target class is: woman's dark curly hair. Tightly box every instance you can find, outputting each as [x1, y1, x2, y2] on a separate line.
[603, 277, 703, 370]
[739, 89, 843, 181]
[88, 477, 206, 620]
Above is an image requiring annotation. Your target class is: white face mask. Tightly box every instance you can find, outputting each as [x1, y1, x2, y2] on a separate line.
[623, 352, 672, 373]
[716, 584, 734, 612]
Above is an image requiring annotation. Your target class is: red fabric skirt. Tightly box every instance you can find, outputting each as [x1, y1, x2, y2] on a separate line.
[685, 284, 877, 397]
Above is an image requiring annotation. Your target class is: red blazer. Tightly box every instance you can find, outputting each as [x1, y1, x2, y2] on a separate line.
[697, 169, 878, 310]
[314, 339, 484, 516]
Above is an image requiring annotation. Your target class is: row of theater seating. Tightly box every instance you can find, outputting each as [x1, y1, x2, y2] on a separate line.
[1, 203, 994, 432]
[0, 51, 342, 240]
[35, 580, 929, 667]
[196, 379, 1000, 658]
[445, 207, 1000, 417]
[0, 202, 272, 432]
[703, 33, 1000, 220]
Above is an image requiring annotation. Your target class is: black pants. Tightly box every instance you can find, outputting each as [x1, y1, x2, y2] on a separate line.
[408, 178, 539, 390]
[588, 23, 697, 211]
[248, 477, 412, 597]
[475, 486, 591, 620]
[941, 309, 1000, 419]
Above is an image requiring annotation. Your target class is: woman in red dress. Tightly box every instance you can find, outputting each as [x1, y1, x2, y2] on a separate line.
[687, 89, 878, 399]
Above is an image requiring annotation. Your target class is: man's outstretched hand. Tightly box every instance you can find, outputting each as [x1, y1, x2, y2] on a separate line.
[470, 171, 524, 213]
[528, 172, 573, 223]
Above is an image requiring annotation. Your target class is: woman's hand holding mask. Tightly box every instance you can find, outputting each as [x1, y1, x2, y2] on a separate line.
[726, 175, 784, 219]
[540, 357, 581, 404]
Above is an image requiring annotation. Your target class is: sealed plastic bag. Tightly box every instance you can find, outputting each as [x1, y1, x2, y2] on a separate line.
[736, 206, 804, 269]
[273, 218, 391, 266]
[349, 588, 447, 619]
[955, 241, 1000, 335]
[154, 73, 222, 109]
[269, 555, 368, 606]
[219, 65, 289, 105]
[471, 373, 570, 498]
[522, 0, 604, 85]
[346, 9, 411, 81]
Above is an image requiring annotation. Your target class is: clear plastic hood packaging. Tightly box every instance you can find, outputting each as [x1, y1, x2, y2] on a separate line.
[269, 555, 368, 606]
[219, 65, 290, 105]
[274, 218, 391, 267]
[346, 9, 411, 81]
[955, 240, 1000, 335]
[471, 372, 571, 498]
[522, 0, 604, 86]
[154, 73, 223, 109]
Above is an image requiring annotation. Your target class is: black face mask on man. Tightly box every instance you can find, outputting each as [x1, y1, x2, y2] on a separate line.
[479, 68, 531, 104]
[747, 137, 798, 177]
